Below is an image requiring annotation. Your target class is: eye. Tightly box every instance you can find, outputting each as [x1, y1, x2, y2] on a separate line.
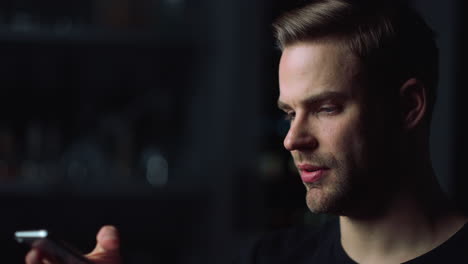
[318, 105, 341, 114]
[284, 111, 296, 121]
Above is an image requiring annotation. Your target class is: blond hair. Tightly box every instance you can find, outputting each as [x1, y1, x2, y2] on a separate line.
[274, 0, 438, 117]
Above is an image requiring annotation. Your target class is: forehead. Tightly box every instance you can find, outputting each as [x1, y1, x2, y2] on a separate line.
[278, 41, 364, 104]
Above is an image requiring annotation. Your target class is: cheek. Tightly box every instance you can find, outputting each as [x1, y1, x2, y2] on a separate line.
[317, 116, 366, 158]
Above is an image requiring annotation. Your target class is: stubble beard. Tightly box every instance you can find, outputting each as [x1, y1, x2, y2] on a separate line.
[304, 163, 354, 215]
[302, 153, 394, 218]
[296, 152, 359, 216]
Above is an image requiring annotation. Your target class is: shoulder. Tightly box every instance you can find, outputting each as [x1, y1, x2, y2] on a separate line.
[234, 219, 340, 264]
[434, 222, 468, 260]
[407, 222, 468, 263]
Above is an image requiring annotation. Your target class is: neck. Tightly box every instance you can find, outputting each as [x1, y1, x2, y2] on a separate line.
[340, 159, 467, 264]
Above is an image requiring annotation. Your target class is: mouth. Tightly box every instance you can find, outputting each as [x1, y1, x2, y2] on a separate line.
[297, 164, 329, 184]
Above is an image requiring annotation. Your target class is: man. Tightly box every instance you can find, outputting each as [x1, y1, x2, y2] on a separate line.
[236, 0, 468, 263]
[26, 0, 468, 263]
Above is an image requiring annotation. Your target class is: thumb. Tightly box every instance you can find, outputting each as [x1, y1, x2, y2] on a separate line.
[87, 225, 121, 258]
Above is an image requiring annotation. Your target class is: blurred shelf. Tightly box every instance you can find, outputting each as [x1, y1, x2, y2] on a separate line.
[0, 181, 210, 197]
[0, 27, 198, 46]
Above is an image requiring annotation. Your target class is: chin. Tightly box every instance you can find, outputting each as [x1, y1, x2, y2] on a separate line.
[305, 188, 349, 215]
[305, 190, 333, 214]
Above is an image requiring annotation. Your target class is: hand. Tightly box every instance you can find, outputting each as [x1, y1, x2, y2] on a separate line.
[25, 225, 122, 264]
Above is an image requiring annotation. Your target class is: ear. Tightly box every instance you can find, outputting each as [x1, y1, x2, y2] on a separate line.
[400, 78, 427, 130]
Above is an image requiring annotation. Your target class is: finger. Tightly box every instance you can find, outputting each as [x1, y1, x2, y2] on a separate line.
[25, 249, 54, 264]
[87, 225, 120, 256]
[25, 249, 41, 264]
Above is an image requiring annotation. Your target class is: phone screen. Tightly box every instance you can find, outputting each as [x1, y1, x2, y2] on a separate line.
[15, 230, 94, 264]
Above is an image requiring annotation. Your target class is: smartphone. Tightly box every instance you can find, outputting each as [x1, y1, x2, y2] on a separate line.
[15, 230, 94, 264]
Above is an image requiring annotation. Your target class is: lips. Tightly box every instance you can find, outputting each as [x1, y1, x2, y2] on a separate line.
[297, 164, 329, 183]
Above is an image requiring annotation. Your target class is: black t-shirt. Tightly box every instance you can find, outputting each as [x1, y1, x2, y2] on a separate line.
[235, 220, 468, 263]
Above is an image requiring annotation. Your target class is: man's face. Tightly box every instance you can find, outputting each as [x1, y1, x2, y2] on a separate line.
[278, 41, 386, 215]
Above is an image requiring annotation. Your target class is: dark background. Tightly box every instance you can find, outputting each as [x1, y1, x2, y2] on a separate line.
[0, 0, 464, 263]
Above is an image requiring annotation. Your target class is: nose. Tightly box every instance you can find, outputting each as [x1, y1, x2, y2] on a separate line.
[283, 119, 318, 151]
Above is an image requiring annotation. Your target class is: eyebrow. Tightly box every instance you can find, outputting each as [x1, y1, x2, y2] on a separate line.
[277, 91, 349, 111]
